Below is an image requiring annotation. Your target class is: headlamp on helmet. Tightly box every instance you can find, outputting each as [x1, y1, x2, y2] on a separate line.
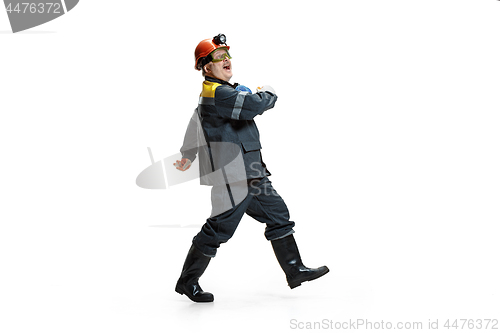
[213, 33, 226, 45]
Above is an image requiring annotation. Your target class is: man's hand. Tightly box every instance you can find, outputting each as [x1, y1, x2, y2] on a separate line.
[173, 158, 192, 171]
[256, 85, 276, 94]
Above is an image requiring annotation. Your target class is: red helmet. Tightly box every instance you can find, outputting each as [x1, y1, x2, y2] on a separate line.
[194, 34, 230, 70]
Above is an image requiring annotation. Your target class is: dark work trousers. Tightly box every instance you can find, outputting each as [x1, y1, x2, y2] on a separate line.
[192, 177, 295, 257]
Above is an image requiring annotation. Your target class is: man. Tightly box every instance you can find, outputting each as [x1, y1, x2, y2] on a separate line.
[174, 34, 329, 303]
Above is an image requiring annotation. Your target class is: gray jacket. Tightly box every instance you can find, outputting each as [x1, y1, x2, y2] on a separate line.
[180, 76, 277, 185]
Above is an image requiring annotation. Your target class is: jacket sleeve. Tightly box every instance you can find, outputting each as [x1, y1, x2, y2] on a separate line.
[180, 110, 199, 162]
[214, 85, 278, 120]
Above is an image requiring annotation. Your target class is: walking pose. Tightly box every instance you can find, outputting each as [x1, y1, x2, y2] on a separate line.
[174, 34, 329, 302]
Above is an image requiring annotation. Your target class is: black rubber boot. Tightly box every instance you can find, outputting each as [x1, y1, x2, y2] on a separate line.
[175, 244, 214, 302]
[271, 235, 329, 289]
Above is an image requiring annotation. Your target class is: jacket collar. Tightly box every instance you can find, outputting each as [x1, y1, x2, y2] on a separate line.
[205, 75, 237, 88]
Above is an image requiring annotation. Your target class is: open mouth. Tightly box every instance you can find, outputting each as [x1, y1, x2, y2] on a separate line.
[223, 65, 231, 71]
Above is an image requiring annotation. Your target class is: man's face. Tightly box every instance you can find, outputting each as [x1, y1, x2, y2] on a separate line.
[205, 48, 232, 82]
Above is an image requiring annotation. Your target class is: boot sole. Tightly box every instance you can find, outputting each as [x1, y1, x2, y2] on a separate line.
[175, 285, 214, 303]
[288, 267, 330, 289]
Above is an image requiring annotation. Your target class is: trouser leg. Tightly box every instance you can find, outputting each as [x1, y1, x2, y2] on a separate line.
[192, 180, 254, 257]
[245, 177, 296, 241]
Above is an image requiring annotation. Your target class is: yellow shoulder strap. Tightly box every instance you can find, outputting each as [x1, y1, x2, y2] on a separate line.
[200, 80, 221, 98]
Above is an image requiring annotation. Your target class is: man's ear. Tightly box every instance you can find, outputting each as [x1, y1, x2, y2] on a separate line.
[203, 63, 212, 74]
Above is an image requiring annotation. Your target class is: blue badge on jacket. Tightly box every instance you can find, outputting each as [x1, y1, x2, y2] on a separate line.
[235, 85, 252, 94]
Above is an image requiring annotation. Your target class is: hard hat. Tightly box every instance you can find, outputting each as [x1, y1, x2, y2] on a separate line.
[195, 34, 230, 70]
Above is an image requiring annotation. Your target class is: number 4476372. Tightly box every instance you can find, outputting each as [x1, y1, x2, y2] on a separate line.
[5, 3, 61, 14]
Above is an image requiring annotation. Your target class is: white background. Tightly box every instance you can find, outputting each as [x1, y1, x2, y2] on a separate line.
[1, 0, 499, 332]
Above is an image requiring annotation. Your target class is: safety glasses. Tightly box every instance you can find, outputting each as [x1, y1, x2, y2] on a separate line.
[211, 50, 232, 63]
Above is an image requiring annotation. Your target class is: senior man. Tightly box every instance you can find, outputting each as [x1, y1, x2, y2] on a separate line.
[174, 34, 329, 303]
